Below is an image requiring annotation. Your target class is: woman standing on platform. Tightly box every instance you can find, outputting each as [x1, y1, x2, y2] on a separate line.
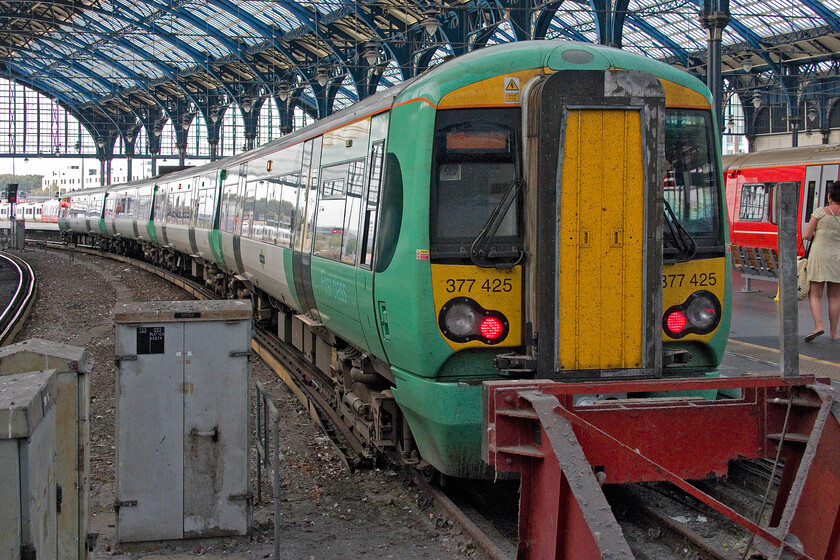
[803, 180, 840, 342]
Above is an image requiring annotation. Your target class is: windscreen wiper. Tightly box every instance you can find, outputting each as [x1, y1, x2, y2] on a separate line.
[470, 177, 525, 268]
[663, 198, 697, 262]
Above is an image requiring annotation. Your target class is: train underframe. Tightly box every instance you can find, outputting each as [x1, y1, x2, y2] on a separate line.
[72, 230, 419, 470]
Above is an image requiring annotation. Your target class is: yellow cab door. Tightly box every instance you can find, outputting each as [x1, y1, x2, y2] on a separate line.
[527, 69, 666, 378]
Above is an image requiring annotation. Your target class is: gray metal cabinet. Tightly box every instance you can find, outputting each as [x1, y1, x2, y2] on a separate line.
[0, 370, 58, 560]
[0, 339, 92, 560]
[114, 300, 252, 543]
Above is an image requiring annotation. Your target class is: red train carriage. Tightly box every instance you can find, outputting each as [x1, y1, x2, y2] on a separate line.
[723, 144, 840, 281]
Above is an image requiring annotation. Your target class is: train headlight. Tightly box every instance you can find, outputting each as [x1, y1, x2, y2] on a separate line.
[686, 295, 718, 330]
[663, 291, 721, 339]
[439, 297, 509, 345]
[444, 301, 477, 337]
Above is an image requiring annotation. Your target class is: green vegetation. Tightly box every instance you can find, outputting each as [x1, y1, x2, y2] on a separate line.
[0, 174, 45, 198]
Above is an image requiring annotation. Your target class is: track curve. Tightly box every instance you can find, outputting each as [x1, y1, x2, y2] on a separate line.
[0, 251, 37, 345]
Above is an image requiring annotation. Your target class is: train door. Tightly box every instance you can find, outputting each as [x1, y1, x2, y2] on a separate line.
[802, 164, 840, 235]
[356, 114, 389, 359]
[527, 69, 665, 378]
[292, 138, 323, 319]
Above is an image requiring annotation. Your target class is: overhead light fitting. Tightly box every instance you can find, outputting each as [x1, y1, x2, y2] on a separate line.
[210, 109, 219, 123]
[752, 93, 761, 109]
[421, 10, 442, 37]
[96, 137, 105, 148]
[316, 67, 330, 87]
[363, 43, 380, 66]
[241, 98, 252, 113]
[277, 81, 291, 102]
[742, 61, 753, 73]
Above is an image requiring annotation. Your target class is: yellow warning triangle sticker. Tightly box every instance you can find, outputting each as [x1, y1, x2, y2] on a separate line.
[506, 80, 519, 91]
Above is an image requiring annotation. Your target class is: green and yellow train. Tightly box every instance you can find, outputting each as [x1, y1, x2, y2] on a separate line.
[61, 40, 730, 478]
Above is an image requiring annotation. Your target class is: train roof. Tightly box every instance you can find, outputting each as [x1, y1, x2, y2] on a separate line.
[397, 40, 712, 107]
[71, 41, 712, 200]
[722, 144, 840, 170]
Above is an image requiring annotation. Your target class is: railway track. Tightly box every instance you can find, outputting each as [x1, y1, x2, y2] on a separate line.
[15, 241, 790, 560]
[0, 251, 37, 345]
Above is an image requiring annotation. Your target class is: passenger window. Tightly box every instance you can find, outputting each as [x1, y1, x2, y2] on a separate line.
[276, 173, 300, 248]
[360, 142, 384, 269]
[739, 183, 772, 221]
[219, 168, 242, 234]
[804, 180, 816, 220]
[430, 108, 521, 261]
[153, 185, 167, 223]
[314, 159, 366, 265]
[241, 181, 257, 237]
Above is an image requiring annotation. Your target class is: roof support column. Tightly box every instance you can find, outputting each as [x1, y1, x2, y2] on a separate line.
[589, 0, 631, 47]
[700, 0, 730, 135]
[205, 115, 223, 163]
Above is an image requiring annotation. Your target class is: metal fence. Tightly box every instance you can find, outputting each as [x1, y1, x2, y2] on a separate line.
[255, 380, 282, 558]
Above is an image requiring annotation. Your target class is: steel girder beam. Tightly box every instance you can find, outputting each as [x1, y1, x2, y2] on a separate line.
[625, 14, 691, 67]
[588, 0, 631, 47]
[533, 1, 568, 41]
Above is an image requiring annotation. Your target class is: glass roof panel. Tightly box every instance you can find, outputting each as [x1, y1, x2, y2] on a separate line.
[731, 0, 824, 37]
[34, 37, 76, 58]
[548, 7, 599, 41]
[189, 4, 261, 46]
[130, 34, 196, 69]
[487, 21, 516, 45]
[378, 61, 402, 92]
[243, 1, 300, 33]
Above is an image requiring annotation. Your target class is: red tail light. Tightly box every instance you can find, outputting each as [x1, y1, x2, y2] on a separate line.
[479, 317, 504, 340]
[666, 311, 687, 334]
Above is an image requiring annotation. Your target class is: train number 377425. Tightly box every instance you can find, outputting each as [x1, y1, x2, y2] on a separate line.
[662, 272, 717, 288]
[445, 278, 513, 293]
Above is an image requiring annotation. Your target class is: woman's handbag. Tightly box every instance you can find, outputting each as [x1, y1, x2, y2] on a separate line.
[797, 240, 812, 301]
[797, 256, 809, 301]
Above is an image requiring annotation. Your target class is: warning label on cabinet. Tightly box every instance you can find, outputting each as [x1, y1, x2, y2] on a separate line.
[137, 326, 165, 354]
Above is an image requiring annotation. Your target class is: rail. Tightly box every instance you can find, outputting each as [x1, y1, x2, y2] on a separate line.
[255, 380, 282, 560]
[0, 251, 37, 345]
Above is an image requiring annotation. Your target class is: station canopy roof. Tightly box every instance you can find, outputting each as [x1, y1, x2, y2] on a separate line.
[1, 0, 839, 136]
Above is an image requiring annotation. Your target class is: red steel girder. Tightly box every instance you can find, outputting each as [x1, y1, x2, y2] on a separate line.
[483, 375, 840, 560]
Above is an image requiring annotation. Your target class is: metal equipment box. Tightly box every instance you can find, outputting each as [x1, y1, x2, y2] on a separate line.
[0, 339, 92, 560]
[0, 369, 58, 560]
[113, 300, 252, 543]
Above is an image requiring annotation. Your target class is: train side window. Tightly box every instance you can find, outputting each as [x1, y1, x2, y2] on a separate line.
[360, 141, 384, 269]
[195, 185, 215, 229]
[314, 162, 349, 262]
[276, 173, 300, 248]
[739, 183, 772, 221]
[241, 181, 257, 237]
[805, 180, 817, 220]
[219, 170, 241, 233]
[313, 159, 367, 265]
[153, 185, 167, 223]
[137, 187, 153, 221]
[104, 195, 116, 218]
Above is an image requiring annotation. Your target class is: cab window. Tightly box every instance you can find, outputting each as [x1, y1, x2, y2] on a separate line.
[430, 108, 522, 263]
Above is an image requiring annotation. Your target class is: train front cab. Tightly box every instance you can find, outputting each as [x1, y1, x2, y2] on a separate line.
[384, 46, 729, 478]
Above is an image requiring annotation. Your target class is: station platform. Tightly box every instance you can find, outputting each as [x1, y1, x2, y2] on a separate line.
[0, 220, 59, 231]
[723, 270, 839, 380]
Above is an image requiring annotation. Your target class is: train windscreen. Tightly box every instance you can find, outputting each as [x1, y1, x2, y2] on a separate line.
[663, 109, 724, 260]
[430, 108, 522, 264]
